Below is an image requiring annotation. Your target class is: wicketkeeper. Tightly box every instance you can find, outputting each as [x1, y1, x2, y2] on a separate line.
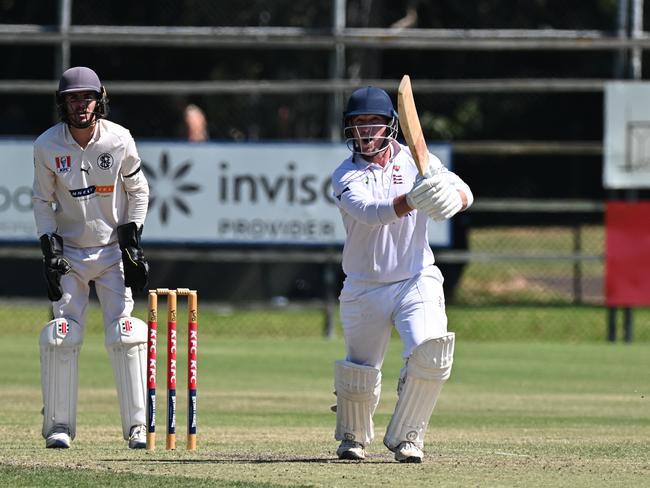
[32, 66, 150, 449]
[331, 86, 473, 463]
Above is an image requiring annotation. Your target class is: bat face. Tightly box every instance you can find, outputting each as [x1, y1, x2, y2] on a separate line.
[397, 75, 430, 176]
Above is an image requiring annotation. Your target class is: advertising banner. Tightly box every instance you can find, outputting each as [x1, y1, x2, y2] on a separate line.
[0, 140, 453, 247]
[604, 82, 650, 189]
[605, 201, 650, 306]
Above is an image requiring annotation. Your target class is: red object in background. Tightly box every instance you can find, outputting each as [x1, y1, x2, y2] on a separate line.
[605, 201, 650, 306]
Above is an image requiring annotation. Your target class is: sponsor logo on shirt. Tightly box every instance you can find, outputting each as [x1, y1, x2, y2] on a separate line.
[55, 155, 71, 173]
[69, 185, 114, 198]
[97, 153, 114, 170]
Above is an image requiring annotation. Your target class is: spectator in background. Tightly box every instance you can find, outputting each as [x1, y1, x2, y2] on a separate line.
[183, 104, 209, 142]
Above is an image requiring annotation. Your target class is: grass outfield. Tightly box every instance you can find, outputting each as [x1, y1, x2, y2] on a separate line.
[0, 309, 649, 487]
[3, 298, 650, 341]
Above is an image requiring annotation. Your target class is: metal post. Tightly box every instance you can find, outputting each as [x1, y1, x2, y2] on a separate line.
[572, 224, 582, 304]
[623, 306, 634, 343]
[329, 0, 347, 142]
[631, 0, 644, 79]
[323, 249, 337, 339]
[622, 191, 638, 342]
[607, 0, 639, 343]
[607, 307, 617, 342]
[57, 0, 72, 77]
[615, 0, 629, 78]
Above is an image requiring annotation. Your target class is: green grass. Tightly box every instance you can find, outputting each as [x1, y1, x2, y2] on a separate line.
[457, 225, 605, 305]
[1, 312, 649, 487]
[5, 298, 650, 342]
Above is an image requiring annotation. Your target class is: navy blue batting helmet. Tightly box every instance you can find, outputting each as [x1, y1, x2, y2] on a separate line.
[343, 86, 398, 123]
[343, 86, 398, 156]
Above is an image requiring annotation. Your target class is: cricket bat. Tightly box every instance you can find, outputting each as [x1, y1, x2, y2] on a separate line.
[397, 74, 430, 177]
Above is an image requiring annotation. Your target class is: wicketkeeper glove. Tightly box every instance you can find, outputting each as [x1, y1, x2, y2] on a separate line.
[406, 172, 463, 221]
[117, 222, 149, 292]
[39, 233, 72, 302]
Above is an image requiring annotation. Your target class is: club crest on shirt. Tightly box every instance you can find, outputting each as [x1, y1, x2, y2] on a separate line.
[55, 155, 71, 173]
[392, 165, 404, 184]
[97, 152, 114, 170]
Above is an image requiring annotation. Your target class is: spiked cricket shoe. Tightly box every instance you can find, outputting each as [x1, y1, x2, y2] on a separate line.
[394, 441, 423, 463]
[128, 425, 147, 449]
[337, 440, 366, 460]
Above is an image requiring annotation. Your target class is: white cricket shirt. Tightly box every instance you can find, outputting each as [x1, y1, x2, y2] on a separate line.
[32, 119, 149, 248]
[331, 141, 472, 283]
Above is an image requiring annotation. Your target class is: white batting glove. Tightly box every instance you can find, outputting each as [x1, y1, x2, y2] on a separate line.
[406, 173, 463, 221]
[426, 184, 463, 221]
[406, 173, 448, 209]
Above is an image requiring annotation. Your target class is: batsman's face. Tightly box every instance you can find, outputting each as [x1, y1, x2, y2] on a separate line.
[349, 115, 389, 153]
[64, 91, 98, 127]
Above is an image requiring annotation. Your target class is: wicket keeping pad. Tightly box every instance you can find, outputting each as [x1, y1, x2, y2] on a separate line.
[40, 318, 83, 440]
[106, 317, 148, 440]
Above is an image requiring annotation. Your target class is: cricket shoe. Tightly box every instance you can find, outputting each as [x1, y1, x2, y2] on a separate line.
[128, 425, 147, 449]
[45, 426, 71, 449]
[336, 440, 366, 460]
[393, 441, 423, 463]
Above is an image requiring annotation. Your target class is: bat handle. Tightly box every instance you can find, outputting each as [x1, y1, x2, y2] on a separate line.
[422, 165, 444, 178]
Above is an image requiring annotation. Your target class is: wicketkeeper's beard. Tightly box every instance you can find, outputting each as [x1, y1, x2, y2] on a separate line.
[67, 110, 97, 129]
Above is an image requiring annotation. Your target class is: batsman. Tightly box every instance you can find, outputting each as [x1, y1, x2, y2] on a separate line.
[331, 85, 473, 463]
[32, 66, 151, 449]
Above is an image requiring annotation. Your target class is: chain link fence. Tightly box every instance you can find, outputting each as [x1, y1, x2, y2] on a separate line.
[455, 224, 603, 306]
[6, 218, 650, 343]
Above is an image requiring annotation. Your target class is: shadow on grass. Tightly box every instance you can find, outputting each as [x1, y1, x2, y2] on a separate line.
[103, 457, 396, 464]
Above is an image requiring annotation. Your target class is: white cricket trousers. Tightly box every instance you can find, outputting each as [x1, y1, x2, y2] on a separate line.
[338, 265, 448, 369]
[52, 242, 133, 328]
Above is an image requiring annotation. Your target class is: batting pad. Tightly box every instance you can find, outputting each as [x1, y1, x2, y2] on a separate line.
[334, 360, 381, 446]
[40, 318, 83, 440]
[383, 333, 455, 450]
[106, 317, 148, 439]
